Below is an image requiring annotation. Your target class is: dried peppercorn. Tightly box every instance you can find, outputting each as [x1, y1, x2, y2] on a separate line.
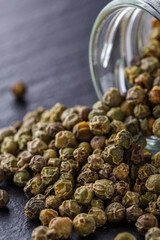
[122, 191, 140, 207]
[145, 227, 160, 240]
[114, 232, 136, 240]
[93, 179, 114, 200]
[59, 199, 81, 219]
[0, 189, 9, 208]
[53, 179, 73, 200]
[11, 82, 26, 99]
[73, 213, 96, 237]
[39, 208, 58, 226]
[89, 115, 110, 135]
[55, 130, 77, 149]
[135, 214, 158, 235]
[24, 197, 45, 219]
[126, 205, 143, 223]
[24, 177, 45, 199]
[88, 207, 107, 227]
[74, 184, 93, 205]
[105, 202, 125, 222]
[13, 169, 31, 187]
[103, 88, 122, 107]
[48, 217, 72, 239]
[32, 226, 49, 240]
[45, 195, 62, 210]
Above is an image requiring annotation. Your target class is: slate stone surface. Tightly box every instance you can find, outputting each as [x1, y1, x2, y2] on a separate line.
[0, 1, 143, 239]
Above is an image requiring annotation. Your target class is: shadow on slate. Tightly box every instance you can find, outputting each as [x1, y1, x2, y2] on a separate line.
[0, 0, 143, 239]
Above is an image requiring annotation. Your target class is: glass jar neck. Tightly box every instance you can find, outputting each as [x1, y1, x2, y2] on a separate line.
[89, 0, 160, 100]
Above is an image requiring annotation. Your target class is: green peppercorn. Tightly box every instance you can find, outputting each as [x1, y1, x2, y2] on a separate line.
[48, 217, 72, 240]
[149, 86, 160, 104]
[140, 57, 159, 73]
[29, 155, 46, 173]
[88, 207, 107, 227]
[49, 103, 66, 122]
[88, 109, 105, 121]
[1, 136, 18, 155]
[62, 112, 80, 130]
[60, 107, 77, 122]
[45, 195, 62, 210]
[153, 118, 160, 137]
[32, 226, 49, 240]
[120, 101, 134, 116]
[0, 126, 16, 142]
[0, 153, 18, 176]
[91, 198, 104, 210]
[53, 179, 73, 200]
[139, 163, 157, 182]
[135, 72, 152, 90]
[126, 205, 143, 223]
[113, 163, 129, 181]
[93, 179, 114, 200]
[77, 168, 98, 185]
[140, 192, 157, 209]
[43, 149, 57, 162]
[60, 159, 79, 176]
[114, 232, 136, 240]
[55, 130, 77, 149]
[126, 86, 146, 105]
[122, 191, 140, 207]
[105, 202, 125, 222]
[39, 208, 58, 226]
[17, 150, 33, 169]
[73, 121, 93, 141]
[24, 197, 45, 219]
[135, 214, 158, 235]
[46, 122, 64, 138]
[59, 147, 74, 161]
[92, 101, 109, 112]
[133, 104, 150, 119]
[76, 105, 91, 120]
[74, 184, 93, 205]
[115, 130, 133, 149]
[41, 167, 59, 186]
[107, 107, 125, 122]
[73, 213, 96, 237]
[59, 172, 75, 185]
[153, 105, 160, 118]
[0, 189, 9, 208]
[125, 116, 140, 135]
[110, 120, 126, 134]
[103, 88, 122, 107]
[88, 153, 104, 171]
[102, 145, 124, 165]
[24, 177, 45, 199]
[89, 115, 110, 135]
[146, 174, 160, 194]
[99, 163, 112, 179]
[48, 158, 61, 168]
[125, 65, 141, 84]
[13, 169, 31, 187]
[59, 199, 81, 219]
[145, 227, 160, 240]
[73, 147, 89, 165]
[27, 138, 47, 155]
[115, 180, 130, 196]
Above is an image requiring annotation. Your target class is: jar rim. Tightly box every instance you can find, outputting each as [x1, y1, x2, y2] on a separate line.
[89, 0, 160, 100]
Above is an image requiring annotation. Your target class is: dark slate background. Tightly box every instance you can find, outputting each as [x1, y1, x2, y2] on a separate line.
[0, 1, 143, 239]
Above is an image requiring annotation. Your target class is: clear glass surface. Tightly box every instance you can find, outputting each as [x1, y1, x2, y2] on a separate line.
[89, 0, 160, 150]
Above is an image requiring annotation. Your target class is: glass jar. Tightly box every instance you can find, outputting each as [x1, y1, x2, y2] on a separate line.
[89, 0, 160, 150]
